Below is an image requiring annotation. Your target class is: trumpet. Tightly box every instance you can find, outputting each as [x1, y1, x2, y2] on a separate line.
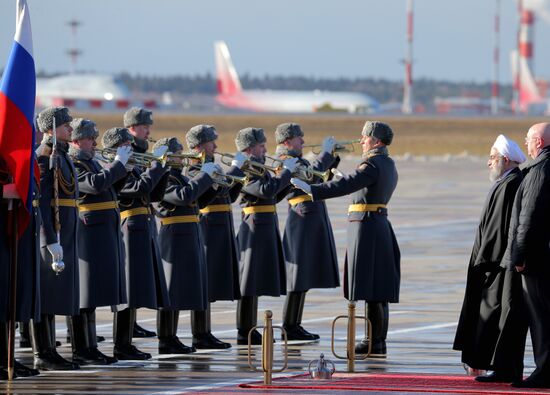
[212, 172, 249, 187]
[95, 147, 168, 167]
[303, 139, 362, 154]
[215, 152, 266, 176]
[294, 165, 331, 183]
[164, 151, 206, 168]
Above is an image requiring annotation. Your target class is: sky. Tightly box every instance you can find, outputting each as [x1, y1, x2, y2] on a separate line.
[1, 0, 549, 83]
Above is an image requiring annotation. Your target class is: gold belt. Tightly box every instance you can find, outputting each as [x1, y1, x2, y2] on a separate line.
[242, 205, 276, 215]
[199, 204, 231, 214]
[120, 207, 151, 220]
[160, 215, 199, 225]
[288, 195, 313, 206]
[51, 198, 78, 208]
[79, 201, 119, 212]
[348, 203, 387, 213]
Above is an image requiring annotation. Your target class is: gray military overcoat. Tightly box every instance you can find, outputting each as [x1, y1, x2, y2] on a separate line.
[117, 162, 170, 310]
[237, 168, 292, 297]
[155, 168, 213, 311]
[310, 150, 400, 302]
[198, 165, 244, 302]
[281, 152, 340, 292]
[72, 156, 128, 309]
[37, 143, 80, 316]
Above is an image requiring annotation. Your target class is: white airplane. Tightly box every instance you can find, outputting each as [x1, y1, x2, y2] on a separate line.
[214, 41, 379, 114]
[36, 73, 132, 109]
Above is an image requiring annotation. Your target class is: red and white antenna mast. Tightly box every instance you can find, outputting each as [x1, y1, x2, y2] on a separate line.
[66, 19, 82, 74]
[491, 0, 500, 115]
[402, 0, 414, 114]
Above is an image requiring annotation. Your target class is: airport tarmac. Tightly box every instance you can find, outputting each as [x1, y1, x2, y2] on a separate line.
[1, 155, 538, 394]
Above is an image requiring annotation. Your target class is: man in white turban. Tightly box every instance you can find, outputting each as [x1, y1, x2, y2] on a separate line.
[454, 134, 529, 383]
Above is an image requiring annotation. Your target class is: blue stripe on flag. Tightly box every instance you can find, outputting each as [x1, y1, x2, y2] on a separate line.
[0, 41, 35, 127]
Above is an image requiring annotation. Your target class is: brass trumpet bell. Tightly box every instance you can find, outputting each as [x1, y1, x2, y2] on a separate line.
[303, 139, 361, 154]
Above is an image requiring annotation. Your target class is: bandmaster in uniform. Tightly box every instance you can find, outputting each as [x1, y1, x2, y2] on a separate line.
[292, 121, 400, 357]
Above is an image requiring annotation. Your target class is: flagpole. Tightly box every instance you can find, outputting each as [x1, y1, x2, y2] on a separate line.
[6, 198, 18, 381]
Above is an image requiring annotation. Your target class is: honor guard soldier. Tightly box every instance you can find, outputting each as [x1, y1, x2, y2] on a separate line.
[0, 159, 40, 378]
[68, 119, 131, 365]
[123, 106, 158, 339]
[234, 127, 298, 345]
[187, 125, 246, 349]
[32, 107, 80, 370]
[275, 123, 340, 340]
[292, 121, 400, 357]
[102, 127, 170, 360]
[153, 136, 219, 353]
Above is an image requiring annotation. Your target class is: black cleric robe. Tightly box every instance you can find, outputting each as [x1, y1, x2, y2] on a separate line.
[453, 167, 528, 376]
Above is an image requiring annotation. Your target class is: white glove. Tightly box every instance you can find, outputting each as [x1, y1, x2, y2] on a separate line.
[291, 178, 312, 195]
[201, 162, 218, 177]
[322, 136, 336, 154]
[114, 146, 132, 166]
[282, 157, 299, 173]
[231, 152, 247, 169]
[47, 242, 63, 262]
[331, 168, 345, 180]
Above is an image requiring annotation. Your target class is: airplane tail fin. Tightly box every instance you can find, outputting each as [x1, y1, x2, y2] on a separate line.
[511, 50, 543, 112]
[214, 41, 242, 95]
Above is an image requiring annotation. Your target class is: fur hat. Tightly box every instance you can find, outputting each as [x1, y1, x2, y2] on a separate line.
[361, 121, 394, 145]
[186, 124, 218, 149]
[70, 118, 99, 141]
[101, 127, 133, 149]
[275, 123, 304, 144]
[153, 137, 183, 153]
[235, 127, 267, 151]
[123, 107, 153, 128]
[36, 107, 73, 133]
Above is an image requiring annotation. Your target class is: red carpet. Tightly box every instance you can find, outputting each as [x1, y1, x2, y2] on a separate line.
[238, 373, 550, 394]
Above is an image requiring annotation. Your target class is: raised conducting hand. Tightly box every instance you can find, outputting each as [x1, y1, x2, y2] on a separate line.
[231, 152, 247, 168]
[46, 242, 63, 262]
[114, 146, 132, 166]
[331, 168, 345, 180]
[201, 162, 218, 177]
[322, 136, 336, 154]
[291, 178, 312, 195]
[282, 157, 299, 172]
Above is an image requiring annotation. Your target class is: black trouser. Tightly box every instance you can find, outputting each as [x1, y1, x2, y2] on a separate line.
[522, 273, 550, 382]
[237, 296, 258, 333]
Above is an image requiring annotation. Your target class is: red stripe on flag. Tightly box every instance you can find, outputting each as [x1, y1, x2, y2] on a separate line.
[0, 92, 33, 236]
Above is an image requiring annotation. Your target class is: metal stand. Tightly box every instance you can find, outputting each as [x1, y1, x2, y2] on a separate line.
[331, 301, 371, 372]
[247, 310, 288, 385]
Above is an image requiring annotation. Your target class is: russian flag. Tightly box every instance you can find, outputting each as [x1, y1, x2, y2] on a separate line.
[0, 0, 37, 236]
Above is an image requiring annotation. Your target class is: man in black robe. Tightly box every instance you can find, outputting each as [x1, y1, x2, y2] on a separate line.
[453, 134, 529, 383]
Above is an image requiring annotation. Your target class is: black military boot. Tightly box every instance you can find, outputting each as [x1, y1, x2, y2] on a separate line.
[237, 296, 262, 345]
[19, 322, 32, 348]
[157, 310, 195, 354]
[113, 308, 151, 360]
[133, 320, 156, 338]
[355, 302, 388, 357]
[85, 309, 116, 364]
[192, 305, 231, 349]
[283, 292, 319, 341]
[32, 315, 79, 371]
